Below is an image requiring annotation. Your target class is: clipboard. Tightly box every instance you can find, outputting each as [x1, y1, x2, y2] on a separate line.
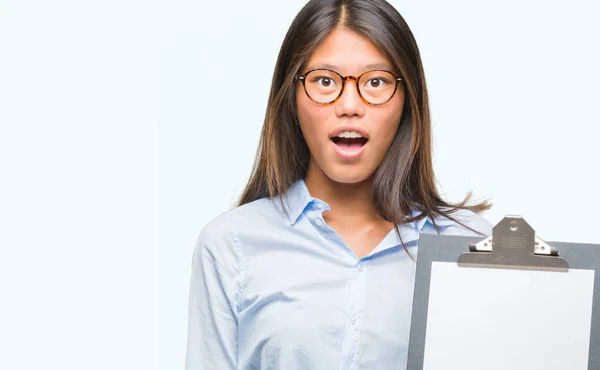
[407, 215, 600, 370]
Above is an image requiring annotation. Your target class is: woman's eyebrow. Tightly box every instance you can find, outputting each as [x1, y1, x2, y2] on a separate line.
[305, 62, 393, 72]
[305, 63, 340, 71]
[364, 63, 391, 70]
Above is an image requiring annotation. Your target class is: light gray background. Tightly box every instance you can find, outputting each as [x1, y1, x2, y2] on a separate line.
[1, 1, 157, 370]
[1, 0, 599, 369]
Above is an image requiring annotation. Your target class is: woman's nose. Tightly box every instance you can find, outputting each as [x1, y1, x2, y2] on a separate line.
[335, 77, 365, 117]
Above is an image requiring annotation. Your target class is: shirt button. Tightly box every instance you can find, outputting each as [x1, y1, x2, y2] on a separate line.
[351, 317, 357, 325]
[357, 264, 363, 272]
[315, 218, 323, 226]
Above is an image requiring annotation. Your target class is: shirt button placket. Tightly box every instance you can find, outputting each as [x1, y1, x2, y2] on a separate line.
[340, 262, 368, 369]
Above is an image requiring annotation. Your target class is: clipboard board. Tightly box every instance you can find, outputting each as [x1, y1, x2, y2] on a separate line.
[407, 215, 600, 370]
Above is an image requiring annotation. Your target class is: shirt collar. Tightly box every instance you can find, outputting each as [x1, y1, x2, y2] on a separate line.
[281, 179, 453, 231]
[282, 178, 316, 226]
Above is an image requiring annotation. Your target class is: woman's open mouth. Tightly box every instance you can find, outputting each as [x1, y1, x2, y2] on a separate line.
[331, 132, 368, 160]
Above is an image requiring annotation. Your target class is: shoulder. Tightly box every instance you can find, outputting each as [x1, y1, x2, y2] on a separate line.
[428, 208, 493, 237]
[193, 197, 284, 272]
[193, 202, 266, 275]
[196, 197, 281, 250]
[221, 197, 283, 230]
[193, 211, 237, 269]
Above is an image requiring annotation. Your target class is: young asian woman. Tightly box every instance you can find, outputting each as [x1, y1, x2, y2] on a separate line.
[185, 0, 492, 369]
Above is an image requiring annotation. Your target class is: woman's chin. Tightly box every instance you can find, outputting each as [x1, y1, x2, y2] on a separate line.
[324, 168, 373, 185]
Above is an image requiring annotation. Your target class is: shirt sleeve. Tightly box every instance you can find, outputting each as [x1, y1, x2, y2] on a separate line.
[185, 215, 242, 370]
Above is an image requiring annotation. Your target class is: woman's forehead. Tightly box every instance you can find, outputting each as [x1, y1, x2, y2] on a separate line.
[305, 28, 393, 74]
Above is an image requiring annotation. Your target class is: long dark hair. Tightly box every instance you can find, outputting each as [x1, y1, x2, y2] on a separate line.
[238, 0, 491, 234]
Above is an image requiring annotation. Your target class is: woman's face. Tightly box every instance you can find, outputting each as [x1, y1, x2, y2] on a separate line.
[296, 28, 405, 184]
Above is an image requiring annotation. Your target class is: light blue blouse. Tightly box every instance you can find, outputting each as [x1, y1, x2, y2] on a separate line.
[185, 179, 492, 369]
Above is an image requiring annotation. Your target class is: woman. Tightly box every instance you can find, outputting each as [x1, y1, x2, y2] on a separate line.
[186, 0, 491, 369]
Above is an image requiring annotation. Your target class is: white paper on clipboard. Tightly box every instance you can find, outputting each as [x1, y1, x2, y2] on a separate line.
[422, 261, 595, 370]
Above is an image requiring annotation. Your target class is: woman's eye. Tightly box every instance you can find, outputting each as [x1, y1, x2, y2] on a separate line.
[318, 77, 335, 87]
[368, 78, 386, 88]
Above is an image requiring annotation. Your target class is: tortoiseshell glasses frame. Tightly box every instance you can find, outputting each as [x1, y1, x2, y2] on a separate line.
[295, 69, 403, 106]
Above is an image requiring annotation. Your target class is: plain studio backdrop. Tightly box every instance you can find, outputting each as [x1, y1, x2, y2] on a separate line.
[162, 1, 599, 369]
[1, 0, 598, 369]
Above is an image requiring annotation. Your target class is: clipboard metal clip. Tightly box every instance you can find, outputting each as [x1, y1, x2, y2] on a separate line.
[458, 215, 569, 272]
[469, 234, 558, 256]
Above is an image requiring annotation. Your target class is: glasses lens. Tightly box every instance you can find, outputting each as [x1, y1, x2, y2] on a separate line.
[304, 70, 343, 104]
[358, 70, 397, 105]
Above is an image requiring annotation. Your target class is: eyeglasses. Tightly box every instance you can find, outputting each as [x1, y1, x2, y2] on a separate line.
[295, 69, 403, 106]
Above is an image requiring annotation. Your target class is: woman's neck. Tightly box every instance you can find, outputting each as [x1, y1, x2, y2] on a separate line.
[303, 165, 383, 225]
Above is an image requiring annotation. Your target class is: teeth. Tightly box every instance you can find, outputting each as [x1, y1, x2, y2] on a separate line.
[337, 131, 363, 139]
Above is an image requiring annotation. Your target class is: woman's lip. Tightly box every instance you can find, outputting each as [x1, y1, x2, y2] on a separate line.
[331, 140, 367, 160]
